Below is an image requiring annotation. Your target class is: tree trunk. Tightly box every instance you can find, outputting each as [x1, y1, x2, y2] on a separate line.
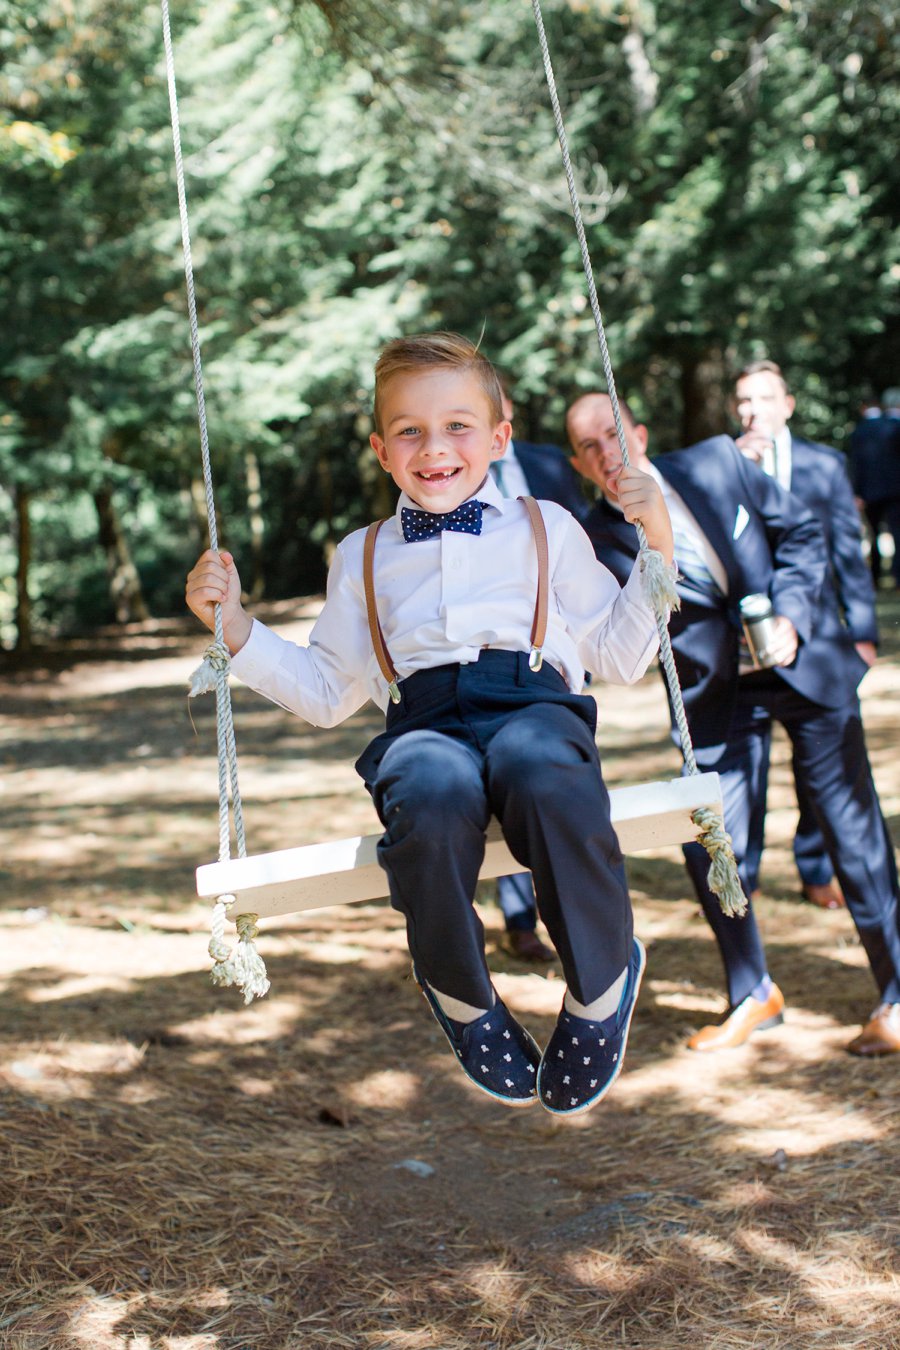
[14, 485, 32, 652]
[680, 347, 730, 445]
[93, 487, 150, 624]
[623, 0, 658, 115]
[189, 476, 219, 550]
[318, 451, 336, 568]
[245, 450, 265, 602]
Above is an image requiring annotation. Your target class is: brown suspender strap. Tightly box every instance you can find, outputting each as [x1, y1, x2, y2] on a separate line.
[363, 520, 401, 703]
[362, 498, 550, 700]
[519, 496, 549, 670]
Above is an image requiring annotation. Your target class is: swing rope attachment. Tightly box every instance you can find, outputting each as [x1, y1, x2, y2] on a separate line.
[162, 0, 270, 999]
[530, 0, 746, 918]
[163, 0, 745, 969]
[209, 902, 271, 1004]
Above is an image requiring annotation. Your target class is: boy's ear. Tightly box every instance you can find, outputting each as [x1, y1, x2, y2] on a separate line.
[370, 432, 390, 470]
[490, 420, 513, 460]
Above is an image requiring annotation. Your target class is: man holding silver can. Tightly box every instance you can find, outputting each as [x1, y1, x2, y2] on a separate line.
[733, 360, 879, 913]
[568, 392, 900, 1058]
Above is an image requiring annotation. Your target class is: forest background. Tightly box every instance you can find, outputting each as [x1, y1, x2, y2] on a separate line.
[2, 0, 898, 651]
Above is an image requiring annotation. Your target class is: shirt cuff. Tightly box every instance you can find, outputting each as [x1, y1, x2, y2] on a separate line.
[229, 618, 286, 684]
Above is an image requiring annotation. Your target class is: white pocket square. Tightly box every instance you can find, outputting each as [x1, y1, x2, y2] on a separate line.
[733, 504, 750, 540]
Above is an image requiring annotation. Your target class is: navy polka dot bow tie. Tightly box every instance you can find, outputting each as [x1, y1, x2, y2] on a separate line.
[400, 499, 486, 543]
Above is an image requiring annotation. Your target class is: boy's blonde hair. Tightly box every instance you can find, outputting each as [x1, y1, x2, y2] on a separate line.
[373, 332, 504, 434]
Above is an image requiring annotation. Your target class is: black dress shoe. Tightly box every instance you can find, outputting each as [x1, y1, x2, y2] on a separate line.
[508, 928, 556, 963]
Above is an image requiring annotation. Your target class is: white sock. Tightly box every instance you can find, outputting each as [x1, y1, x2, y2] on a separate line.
[565, 968, 627, 1022]
[430, 984, 493, 1025]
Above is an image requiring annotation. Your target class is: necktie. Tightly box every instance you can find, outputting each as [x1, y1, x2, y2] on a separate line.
[400, 499, 485, 543]
[671, 520, 723, 600]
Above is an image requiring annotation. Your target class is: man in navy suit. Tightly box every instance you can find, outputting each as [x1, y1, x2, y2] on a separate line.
[489, 381, 589, 962]
[733, 360, 879, 912]
[567, 391, 900, 1057]
[849, 389, 900, 589]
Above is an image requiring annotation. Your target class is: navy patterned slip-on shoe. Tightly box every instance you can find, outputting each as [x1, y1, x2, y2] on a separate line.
[538, 937, 646, 1117]
[414, 970, 541, 1108]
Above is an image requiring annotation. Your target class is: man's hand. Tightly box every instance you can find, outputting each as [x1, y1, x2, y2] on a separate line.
[607, 464, 674, 566]
[768, 615, 799, 667]
[855, 640, 877, 667]
[185, 549, 253, 653]
[735, 431, 772, 465]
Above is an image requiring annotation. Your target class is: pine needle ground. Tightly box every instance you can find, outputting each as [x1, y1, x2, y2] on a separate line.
[1, 594, 898, 1350]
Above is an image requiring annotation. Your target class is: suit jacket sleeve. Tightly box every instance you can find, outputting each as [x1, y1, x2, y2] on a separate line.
[824, 455, 879, 643]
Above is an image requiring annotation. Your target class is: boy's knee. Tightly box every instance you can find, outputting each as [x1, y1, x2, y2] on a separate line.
[376, 732, 484, 820]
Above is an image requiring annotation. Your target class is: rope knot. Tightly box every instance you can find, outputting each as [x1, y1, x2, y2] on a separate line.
[208, 897, 270, 1004]
[640, 548, 681, 615]
[188, 640, 231, 698]
[692, 806, 748, 918]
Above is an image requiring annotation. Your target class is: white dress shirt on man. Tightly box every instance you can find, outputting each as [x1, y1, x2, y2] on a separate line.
[760, 427, 793, 490]
[646, 462, 729, 594]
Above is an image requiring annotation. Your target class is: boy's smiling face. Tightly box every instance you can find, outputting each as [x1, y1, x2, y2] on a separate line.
[371, 366, 511, 513]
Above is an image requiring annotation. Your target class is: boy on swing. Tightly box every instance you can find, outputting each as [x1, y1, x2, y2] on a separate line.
[186, 333, 674, 1116]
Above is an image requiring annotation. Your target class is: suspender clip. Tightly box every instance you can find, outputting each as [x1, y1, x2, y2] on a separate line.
[387, 680, 402, 704]
[528, 646, 544, 673]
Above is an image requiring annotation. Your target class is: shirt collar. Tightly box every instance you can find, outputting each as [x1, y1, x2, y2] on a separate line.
[393, 471, 509, 526]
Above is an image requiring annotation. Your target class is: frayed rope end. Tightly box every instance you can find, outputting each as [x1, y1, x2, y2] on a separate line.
[208, 898, 271, 1004]
[640, 548, 681, 615]
[692, 805, 748, 918]
[189, 640, 232, 698]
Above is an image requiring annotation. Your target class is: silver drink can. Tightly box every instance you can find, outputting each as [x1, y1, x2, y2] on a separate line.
[739, 593, 779, 669]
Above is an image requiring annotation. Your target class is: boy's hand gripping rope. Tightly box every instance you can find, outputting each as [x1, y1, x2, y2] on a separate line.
[530, 0, 746, 918]
[163, 0, 270, 999]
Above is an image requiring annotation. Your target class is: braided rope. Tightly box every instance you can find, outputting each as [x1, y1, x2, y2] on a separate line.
[530, 0, 745, 917]
[162, 0, 271, 992]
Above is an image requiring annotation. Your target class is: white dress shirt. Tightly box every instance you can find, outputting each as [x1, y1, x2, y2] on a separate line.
[761, 427, 793, 490]
[645, 462, 729, 595]
[231, 475, 662, 726]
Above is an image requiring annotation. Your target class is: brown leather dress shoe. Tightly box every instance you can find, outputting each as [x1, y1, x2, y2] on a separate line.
[846, 1003, 900, 1056]
[508, 928, 556, 963]
[802, 880, 844, 910]
[687, 984, 785, 1052]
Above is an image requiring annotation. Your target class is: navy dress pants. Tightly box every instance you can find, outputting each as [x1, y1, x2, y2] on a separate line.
[744, 732, 835, 892]
[355, 650, 631, 1009]
[684, 672, 900, 1008]
[496, 872, 539, 931]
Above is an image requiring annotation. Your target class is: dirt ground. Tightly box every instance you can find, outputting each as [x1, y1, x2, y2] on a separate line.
[1, 594, 899, 1350]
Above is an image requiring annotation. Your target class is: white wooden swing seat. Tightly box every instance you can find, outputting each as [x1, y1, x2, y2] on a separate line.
[196, 771, 723, 921]
[161, 0, 743, 999]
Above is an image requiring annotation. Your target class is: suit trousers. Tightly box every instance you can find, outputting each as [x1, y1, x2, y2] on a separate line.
[355, 650, 632, 1008]
[683, 672, 900, 1008]
[744, 733, 834, 892]
[496, 872, 539, 930]
[864, 498, 900, 586]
